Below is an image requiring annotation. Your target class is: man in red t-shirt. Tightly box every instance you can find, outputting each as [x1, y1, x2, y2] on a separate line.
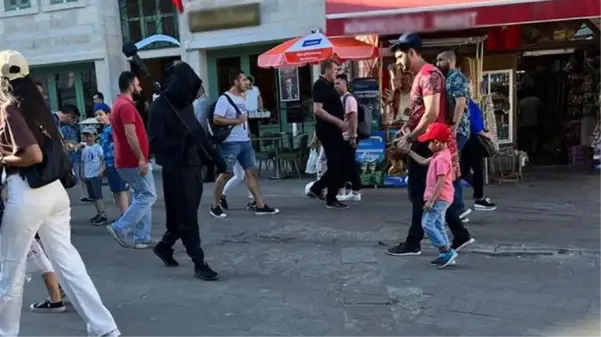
[107, 71, 156, 249]
[384, 33, 474, 259]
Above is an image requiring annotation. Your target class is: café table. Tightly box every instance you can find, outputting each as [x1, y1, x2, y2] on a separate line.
[252, 132, 308, 180]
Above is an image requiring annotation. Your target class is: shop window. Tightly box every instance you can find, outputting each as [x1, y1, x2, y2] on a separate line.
[50, 0, 77, 3]
[4, 0, 30, 11]
[249, 54, 276, 113]
[80, 69, 98, 118]
[55, 72, 78, 111]
[119, 0, 179, 49]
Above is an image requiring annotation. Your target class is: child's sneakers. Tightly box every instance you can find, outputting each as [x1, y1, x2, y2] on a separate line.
[435, 250, 458, 269]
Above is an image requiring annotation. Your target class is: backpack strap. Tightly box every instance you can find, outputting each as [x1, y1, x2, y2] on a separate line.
[223, 93, 242, 117]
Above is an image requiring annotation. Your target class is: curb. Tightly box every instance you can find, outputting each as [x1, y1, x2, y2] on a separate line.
[376, 241, 600, 257]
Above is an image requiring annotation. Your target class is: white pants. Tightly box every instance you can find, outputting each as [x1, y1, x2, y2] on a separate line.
[0, 176, 118, 336]
[223, 162, 253, 199]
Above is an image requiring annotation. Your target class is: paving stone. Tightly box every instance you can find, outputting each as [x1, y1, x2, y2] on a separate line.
[344, 305, 397, 335]
[341, 247, 377, 264]
[343, 285, 390, 305]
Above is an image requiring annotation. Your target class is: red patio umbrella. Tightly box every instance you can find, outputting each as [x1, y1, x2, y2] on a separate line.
[257, 32, 379, 69]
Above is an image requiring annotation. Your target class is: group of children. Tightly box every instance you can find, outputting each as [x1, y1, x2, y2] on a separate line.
[72, 103, 130, 226]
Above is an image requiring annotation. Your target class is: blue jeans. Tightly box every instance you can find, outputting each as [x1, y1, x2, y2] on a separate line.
[111, 167, 157, 243]
[422, 201, 451, 248]
[452, 133, 469, 213]
[220, 141, 257, 173]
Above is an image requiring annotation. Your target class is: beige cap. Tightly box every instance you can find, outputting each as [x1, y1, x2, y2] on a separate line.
[0, 50, 30, 81]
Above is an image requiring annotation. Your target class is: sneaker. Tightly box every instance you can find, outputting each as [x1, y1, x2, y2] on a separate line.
[255, 204, 279, 215]
[459, 208, 472, 220]
[210, 205, 227, 218]
[89, 214, 101, 223]
[385, 244, 421, 256]
[194, 262, 218, 281]
[336, 193, 351, 201]
[246, 200, 257, 211]
[461, 217, 470, 224]
[30, 298, 66, 313]
[452, 237, 476, 252]
[307, 187, 325, 201]
[219, 196, 229, 210]
[93, 216, 108, 226]
[348, 192, 362, 201]
[106, 225, 129, 248]
[80, 197, 93, 203]
[437, 250, 458, 269]
[326, 201, 350, 209]
[430, 256, 456, 266]
[133, 243, 152, 249]
[153, 246, 179, 267]
[474, 197, 497, 211]
[100, 329, 121, 337]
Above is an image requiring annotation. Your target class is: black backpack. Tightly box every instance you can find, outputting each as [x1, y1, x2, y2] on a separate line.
[343, 93, 371, 139]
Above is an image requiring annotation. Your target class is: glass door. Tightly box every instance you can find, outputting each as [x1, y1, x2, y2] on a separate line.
[483, 70, 514, 144]
[216, 57, 241, 94]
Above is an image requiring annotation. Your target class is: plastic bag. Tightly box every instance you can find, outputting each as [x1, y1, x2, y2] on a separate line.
[305, 149, 319, 174]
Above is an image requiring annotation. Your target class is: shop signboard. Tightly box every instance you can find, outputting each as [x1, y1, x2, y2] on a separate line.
[356, 131, 386, 187]
[351, 77, 381, 131]
[326, 0, 599, 36]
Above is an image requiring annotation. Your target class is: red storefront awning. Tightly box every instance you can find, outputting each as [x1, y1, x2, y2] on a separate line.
[326, 0, 601, 36]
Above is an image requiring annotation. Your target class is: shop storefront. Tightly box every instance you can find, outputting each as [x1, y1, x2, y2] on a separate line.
[180, 0, 325, 137]
[324, 0, 600, 180]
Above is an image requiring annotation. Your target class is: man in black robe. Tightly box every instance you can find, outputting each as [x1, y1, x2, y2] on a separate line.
[148, 62, 225, 281]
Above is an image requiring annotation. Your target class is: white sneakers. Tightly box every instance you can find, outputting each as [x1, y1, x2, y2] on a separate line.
[336, 192, 362, 202]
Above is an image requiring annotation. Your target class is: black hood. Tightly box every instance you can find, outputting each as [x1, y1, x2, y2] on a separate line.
[163, 62, 202, 110]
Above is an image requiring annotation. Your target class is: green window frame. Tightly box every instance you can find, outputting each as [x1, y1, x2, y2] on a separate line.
[49, 0, 78, 4]
[119, 0, 179, 49]
[4, 0, 31, 11]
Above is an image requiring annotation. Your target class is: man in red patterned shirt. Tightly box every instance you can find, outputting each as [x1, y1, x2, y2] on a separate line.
[385, 33, 474, 258]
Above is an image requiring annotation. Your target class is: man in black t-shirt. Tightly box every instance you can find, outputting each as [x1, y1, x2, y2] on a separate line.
[307, 59, 350, 209]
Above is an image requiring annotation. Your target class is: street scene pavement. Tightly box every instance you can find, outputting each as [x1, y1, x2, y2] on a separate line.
[21, 169, 601, 336]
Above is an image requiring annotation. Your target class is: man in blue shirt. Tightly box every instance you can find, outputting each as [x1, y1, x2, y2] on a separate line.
[437, 50, 472, 221]
[59, 104, 89, 202]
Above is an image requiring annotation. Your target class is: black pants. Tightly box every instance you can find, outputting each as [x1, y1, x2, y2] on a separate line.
[460, 136, 485, 199]
[342, 140, 361, 191]
[403, 141, 471, 249]
[311, 138, 344, 203]
[203, 161, 215, 181]
[158, 166, 205, 267]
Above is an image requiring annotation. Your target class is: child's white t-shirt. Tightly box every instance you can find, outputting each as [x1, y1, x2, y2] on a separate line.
[82, 143, 104, 179]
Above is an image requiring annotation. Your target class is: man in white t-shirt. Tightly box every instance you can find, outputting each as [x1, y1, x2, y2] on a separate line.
[334, 74, 362, 202]
[210, 70, 279, 217]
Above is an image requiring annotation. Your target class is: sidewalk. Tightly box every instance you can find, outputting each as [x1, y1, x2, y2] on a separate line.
[19, 170, 601, 335]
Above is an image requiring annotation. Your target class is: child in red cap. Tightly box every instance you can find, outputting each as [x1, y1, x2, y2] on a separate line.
[407, 122, 457, 268]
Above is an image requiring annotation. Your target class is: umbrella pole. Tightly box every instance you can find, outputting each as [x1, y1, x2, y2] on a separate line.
[275, 69, 283, 133]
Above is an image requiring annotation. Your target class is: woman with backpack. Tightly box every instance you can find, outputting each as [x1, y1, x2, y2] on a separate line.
[0, 50, 119, 336]
[460, 98, 497, 211]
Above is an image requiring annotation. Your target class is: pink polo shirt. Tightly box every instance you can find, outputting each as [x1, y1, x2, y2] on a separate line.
[424, 149, 455, 203]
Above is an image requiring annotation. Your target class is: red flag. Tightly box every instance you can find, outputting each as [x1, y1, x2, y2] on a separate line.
[172, 0, 183, 13]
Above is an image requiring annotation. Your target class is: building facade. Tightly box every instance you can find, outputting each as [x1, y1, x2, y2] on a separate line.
[0, 0, 125, 116]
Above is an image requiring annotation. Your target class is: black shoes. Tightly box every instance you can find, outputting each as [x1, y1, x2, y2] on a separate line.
[153, 245, 179, 267]
[326, 201, 349, 209]
[255, 204, 279, 215]
[194, 262, 218, 281]
[210, 205, 227, 218]
[219, 196, 229, 210]
[385, 244, 422, 256]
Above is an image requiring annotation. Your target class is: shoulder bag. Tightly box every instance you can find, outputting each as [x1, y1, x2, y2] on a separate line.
[209, 94, 242, 144]
[22, 123, 76, 189]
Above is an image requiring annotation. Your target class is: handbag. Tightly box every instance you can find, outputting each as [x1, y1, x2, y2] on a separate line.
[22, 123, 76, 189]
[210, 94, 242, 144]
[474, 134, 498, 158]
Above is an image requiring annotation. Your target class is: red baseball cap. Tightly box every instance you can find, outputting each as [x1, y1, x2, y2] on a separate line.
[418, 122, 450, 143]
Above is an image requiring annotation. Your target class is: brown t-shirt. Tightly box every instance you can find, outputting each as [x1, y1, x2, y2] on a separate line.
[0, 105, 38, 173]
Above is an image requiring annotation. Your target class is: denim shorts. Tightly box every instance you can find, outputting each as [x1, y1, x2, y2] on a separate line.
[105, 166, 128, 193]
[220, 141, 256, 173]
[85, 177, 103, 200]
